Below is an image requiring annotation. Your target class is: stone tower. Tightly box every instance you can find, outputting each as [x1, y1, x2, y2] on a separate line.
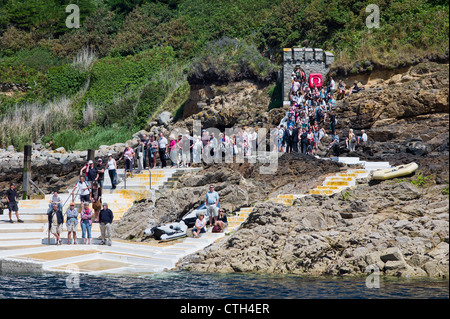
[283, 48, 334, 102]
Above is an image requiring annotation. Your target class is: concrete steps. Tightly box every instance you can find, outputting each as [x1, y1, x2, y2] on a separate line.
[271, 157, 390, 204]
[0, 167, 241, 276]
[271, 194, 307, 206]
[309, 168, 368, 195]
[205, 207, 254, 234]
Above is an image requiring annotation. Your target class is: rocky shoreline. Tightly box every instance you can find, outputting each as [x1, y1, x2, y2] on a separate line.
[175, 180, 448, 279]
[1, 62, 448, 279]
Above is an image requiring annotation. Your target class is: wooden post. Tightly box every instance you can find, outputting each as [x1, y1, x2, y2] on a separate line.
[149, 168, 152, 190]
[23, 145, 32, 200]
[87, 149, 95, 163]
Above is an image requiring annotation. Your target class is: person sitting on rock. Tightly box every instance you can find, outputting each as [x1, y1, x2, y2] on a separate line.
[348, 81, 364, 96]
[192, 212, 207, 238]
[214, 208, 228, 232]
[313, 85, 320, 99]
[328, 94, 336, 110]
[337, 80, 346, 99]
[319, 87, 327, 100]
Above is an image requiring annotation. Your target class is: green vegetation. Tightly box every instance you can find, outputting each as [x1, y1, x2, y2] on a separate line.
[50, 124, 135, 152]
[0, 0, 448, 150]
[45, 64, 89, 99]
[268, 81, 283, 110]
[189, 37, 279, 83]
[442, 185, 449, 195]
[409, 170, 432, 188]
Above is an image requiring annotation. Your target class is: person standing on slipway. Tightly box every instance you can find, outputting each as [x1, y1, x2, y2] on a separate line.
[205, 185, 219, 228]
[99, 203, 114, 246]
[6, 183, 23, 223]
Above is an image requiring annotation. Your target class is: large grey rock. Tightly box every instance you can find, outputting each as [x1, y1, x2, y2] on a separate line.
[406, 141, 430, 156]
[380, 247, 405, 263]
[158, 111, 172, 126]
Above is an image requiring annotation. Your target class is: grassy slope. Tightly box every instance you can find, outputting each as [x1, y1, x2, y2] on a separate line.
[0, 0, 448, 150]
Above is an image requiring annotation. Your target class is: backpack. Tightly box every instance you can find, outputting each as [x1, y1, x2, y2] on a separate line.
[212, 225, 222, 233]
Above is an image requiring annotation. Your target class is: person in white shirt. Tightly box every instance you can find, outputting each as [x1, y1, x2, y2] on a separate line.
[71, 176, 90, 203]
[193, 136, 202, 163]
[107, 153, 117, 189]
[158, 132, 168, 168]
[359, 130, 368, 144]
[328, 77, 336, 96]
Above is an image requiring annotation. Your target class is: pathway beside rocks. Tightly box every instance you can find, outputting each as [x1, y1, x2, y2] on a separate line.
[0, 167, 252, 275]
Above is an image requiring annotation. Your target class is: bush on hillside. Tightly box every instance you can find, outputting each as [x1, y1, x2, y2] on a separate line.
[82, 46, 176, 106]
[51, 124, 134, 151]
[44, 64, 88, 99]
[189, 37, 279, 84]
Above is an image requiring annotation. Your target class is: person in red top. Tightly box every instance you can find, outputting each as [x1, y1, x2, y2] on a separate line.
[169, 136, 177, 167]
[119, 146, 135, 178]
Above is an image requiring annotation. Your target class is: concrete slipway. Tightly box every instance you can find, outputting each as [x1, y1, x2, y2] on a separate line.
[0, 157, 390, 276]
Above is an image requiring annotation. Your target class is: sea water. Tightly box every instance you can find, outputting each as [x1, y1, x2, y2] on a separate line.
[0, 271, 448, 299]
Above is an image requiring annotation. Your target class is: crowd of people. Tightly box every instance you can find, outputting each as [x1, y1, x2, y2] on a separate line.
[103, 68, 367, 174]
[4, 65, 370, 245]
[273, 65, 367, 156]
[115, 129, 262, 177]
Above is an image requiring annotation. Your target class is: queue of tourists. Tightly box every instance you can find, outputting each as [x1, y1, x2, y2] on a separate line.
[274, 65, 367, 156]
[4, 66, 368, 244]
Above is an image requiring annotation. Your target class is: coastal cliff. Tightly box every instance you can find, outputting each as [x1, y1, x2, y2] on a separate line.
[1, 62, 448, 279]
[176, 181, 448, 278]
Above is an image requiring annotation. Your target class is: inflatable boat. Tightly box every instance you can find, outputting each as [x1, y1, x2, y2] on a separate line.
[372, 162, 419, 180]
[180, 202, 220, 228]
[143, 203, 221, 240]
[148, 221, 188, 241]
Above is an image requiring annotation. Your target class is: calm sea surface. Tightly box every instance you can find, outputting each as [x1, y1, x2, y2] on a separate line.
[0, 271, 448, 299]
